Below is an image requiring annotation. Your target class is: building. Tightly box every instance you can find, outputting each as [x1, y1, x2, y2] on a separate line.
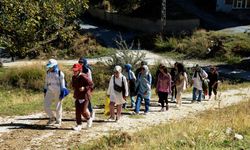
[216, 0, 250, 12]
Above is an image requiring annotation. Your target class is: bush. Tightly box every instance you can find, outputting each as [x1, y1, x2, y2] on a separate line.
[0, 64, 45, 91]
[153, 30, 250, 62]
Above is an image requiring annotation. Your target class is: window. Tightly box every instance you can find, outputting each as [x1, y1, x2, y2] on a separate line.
[233, 0, 249, 8]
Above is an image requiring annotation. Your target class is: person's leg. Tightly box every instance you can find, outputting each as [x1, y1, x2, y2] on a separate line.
[213, 84, 218, 100]
[176, 90, 182, 107]
[109, 102, 116, 119]
[208, 84, 212, 99]
[165, 93, 169, 110]
[44, 92, 55, 124]
[135, 95, 142, 113]
[116, 104, 122, 120]
[88, 101, 93, 114]
[82, 100, 92, 127]
[75, 100, 82, 125]
[82, 100, 90, 119]
[192, 87, 197, 101]
[174, 86, 177, 99]
[130, 96, 135, 108]
[144, 98, 150, 113]
[171, 86, 174, 101]
[197, 90, 202, 102]
[55, 100, 62, 124]
[158, 92, 164, 111]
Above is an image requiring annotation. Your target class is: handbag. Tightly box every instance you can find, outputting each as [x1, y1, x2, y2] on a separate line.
[113, 76, 125, 97]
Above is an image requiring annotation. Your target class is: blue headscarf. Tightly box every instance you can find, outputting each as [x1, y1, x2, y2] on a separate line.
[79, 57, 92, 74]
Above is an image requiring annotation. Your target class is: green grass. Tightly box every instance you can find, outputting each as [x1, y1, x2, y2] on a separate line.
[81, 100, 250, 150]
[154, 30, 250, 63]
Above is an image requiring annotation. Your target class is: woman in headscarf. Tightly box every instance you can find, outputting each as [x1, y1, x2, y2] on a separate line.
[44, 59, 67, 127]
[134, 65, 152, 115]
[123, 64, 136, 108]
[107, 65, 129, 121]
[78, 57, 95, 119]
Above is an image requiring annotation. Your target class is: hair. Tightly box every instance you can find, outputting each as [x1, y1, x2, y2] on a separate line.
[176, 63, 186, 74]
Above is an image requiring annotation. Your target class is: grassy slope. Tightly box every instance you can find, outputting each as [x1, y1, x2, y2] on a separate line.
[82, 100, 250, 150]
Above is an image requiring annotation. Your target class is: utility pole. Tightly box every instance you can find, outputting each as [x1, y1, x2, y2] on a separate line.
[161, 0, 167, 32]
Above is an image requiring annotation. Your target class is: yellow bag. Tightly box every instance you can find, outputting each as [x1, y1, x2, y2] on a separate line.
[104, 97, 110, 116]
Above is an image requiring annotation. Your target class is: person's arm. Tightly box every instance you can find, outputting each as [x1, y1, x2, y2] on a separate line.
[123, 76, 129, 97]
[202, 70, 208, 78]
[107, 75, 113, 96]
[59, 71, 66, 89]
[82, 74, 94, 92]
[44, 74, 48, 96]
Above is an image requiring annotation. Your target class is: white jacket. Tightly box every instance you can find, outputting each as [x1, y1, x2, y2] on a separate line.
[44, 71, 65, 93]
[107, 74, 129, 105]
[192, 69, 208, 90]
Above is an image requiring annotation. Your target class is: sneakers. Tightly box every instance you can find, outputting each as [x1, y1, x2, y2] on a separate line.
[87, 118, 93, 128]
[91, 111, 95, 120]
[54, 120, 61, 128]
[159, 107, 165, 112]
[46, 117, 55, 125]
[73, 125, 82, 131]
[171, 97, 176, 102]
[107, 117, 116, 121]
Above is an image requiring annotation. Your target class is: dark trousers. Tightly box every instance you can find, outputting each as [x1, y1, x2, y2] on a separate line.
[88, 101, 93, 113]
[171, 85, 177, 99]
[208, 83, 218, 96]
[75, 100, 90, 125]
[158, 92, 169, 109]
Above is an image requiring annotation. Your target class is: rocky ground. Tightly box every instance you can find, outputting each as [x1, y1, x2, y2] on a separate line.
[0, 87, 249, 150]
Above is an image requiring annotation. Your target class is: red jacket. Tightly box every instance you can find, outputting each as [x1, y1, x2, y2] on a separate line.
[72, 73, 93, 100]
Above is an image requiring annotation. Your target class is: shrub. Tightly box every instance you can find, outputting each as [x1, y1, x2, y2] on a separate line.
[0, 64, 45, 91]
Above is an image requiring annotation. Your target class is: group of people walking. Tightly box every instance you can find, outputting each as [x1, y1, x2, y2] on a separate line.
[43, 58, 219, 131]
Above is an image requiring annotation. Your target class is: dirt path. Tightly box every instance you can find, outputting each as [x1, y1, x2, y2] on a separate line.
[0, 87, 249, 150]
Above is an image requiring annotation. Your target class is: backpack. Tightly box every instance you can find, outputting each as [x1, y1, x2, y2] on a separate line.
[58, 70, 70, 99]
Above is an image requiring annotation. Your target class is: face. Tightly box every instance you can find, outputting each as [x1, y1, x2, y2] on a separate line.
[73, 70, 80, 76]
[48, 67, 53, 72]
[141, 68, 145, 73]
[159, 67, 164, 73]
[114, 71, 119, 78]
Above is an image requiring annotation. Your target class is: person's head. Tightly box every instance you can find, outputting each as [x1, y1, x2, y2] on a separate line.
[124, 64, 132, 72]
[210, 66, 216, 73]
[78, 57, 87, 66]
[141, 65, 149, 75]
[160, 65, 168, 74]
[140, 61, 147, 67]
[195, 64, 201, 72]
[174, 62, 178, 69]
[176, 63, 185, 73]
[72, 63, 82, 76]
[46, 59, 58, 72]
[114, 65, 122, 78]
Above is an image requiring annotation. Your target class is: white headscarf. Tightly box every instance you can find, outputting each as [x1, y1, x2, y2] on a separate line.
[114, 65, 122, 73]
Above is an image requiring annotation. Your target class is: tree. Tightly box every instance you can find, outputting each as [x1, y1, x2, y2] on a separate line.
[0, 0, 89, 58]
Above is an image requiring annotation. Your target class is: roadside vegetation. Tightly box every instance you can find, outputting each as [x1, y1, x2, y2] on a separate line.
[152, 30, 250, 64]
[81, 100, 250, 150]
